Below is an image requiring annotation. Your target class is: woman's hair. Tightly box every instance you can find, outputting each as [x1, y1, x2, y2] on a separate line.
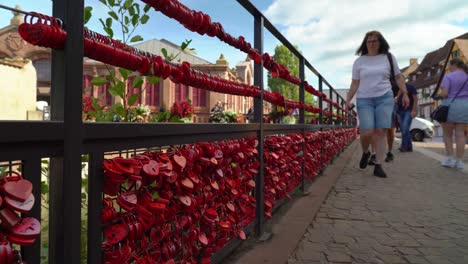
[449, 58, 468, 73]
[356, 30, 390, 56]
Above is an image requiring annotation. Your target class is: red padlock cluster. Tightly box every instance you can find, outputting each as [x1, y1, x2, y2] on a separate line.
[17, 12, 66, 50]
[263, 134, 304, 217]
[304, 132, 324, 178]
[101, 138, 258, 263]
[0, 171, 41, 263]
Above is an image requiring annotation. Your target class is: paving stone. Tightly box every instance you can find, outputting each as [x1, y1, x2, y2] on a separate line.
[403, 255, 430, 264]
[377, 254, 407, 263]
[333, 235, 355, 244]
[325, 251, 352, 263]
[424, 255, 455, 264]
[396, 247, 421, 255]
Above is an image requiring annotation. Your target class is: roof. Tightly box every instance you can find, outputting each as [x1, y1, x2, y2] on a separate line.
[132, 39, 212, 65]
[408, 32, 468, 88]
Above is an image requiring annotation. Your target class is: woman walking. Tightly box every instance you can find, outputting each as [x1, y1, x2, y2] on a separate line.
[346, 31, 409, 177]
[439, 58, 468, 170]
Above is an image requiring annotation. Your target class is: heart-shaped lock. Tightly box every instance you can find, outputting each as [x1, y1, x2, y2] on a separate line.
[103, 223, 128, 245]
[11, 217, 41, 239]
[4, 193, 35, 214]
[0, 208, 21, 228]
[3, 178, 33, 203]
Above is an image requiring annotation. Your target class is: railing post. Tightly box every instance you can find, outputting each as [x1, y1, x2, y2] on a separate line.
[88, 152, 104, 264]
[299, 57, 305, 192]
[318, 76, 324, 173]
[50, 0, 84, 262]
[21, 158, 41, 263]
[253, 13, 265, 237]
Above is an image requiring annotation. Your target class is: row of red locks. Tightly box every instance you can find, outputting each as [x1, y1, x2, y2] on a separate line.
[101, 138, 259, 263]
[263, 129, 357, 215]
[16, 12, 354, 120]
[0, 171, 41, 263]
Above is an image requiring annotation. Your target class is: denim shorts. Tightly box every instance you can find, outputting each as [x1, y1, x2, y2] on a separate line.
[441, 98, 468, 123]
[357, 91, 395, 130]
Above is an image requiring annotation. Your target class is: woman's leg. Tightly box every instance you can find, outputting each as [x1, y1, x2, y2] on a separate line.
[360, 129, 374, 153]
[374, 128, 387, 164]
[454, 123, 466, 160]
[442, 122, 455, 157]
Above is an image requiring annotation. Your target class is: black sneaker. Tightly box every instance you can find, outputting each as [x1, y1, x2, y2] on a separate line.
[368, 154, 376, 166]
[374, 164, 387, 178]
[385, 152, 394, 162]
[359, 151, 371, 169]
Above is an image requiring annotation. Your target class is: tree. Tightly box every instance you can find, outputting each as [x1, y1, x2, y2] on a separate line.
[267, 44, 315, 106]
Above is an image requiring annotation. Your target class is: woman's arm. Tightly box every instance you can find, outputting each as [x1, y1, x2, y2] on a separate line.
[346, 79, 360, 109]
[396, 74, 409, 108]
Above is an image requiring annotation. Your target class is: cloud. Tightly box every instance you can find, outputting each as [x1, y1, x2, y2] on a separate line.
[264, 0, 468, 88]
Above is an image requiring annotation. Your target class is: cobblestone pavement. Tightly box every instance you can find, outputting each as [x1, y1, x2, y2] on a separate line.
[289, 148, 468, 264]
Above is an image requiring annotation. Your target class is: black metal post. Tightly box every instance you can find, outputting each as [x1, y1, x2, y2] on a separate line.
[318, 76, 323, 125]
[88, 152, 104, 264]
[253, 14, 265, 237]
[299, 57, 305, 191]
[21, 158, 41, 263]
[50, 0, 84, 262]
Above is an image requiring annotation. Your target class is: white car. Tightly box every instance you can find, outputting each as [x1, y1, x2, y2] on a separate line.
[409, 117, 435, 142]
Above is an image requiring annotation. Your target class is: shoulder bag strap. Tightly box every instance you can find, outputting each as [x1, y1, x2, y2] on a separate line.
[387, 53, 395, 80]
[449, 76, 468, 104]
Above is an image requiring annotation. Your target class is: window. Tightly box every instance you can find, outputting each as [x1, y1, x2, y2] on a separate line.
[174, 83, 189, 102]
[127, 76, 142, 106]
[412, 75, 416, 81]
[97, 82, 112, 106]
[192, 87, 207, 107]
[33, 59, 51, 82]
[453, 50, 460, 58]
[437, 68, 441, 74]
[145, 80, 161, 107]
[83, 75, 92, 96]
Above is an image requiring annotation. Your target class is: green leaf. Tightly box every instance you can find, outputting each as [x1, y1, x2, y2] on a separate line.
[130, 35, 143, 43]
[91, 77, 108, 86]
[81, 193, 87, 200]
[41, 181, 49, 195]
[113, 103, 125, 116]
[84, 6, 93, 25]
[124, 16, 130, 26]
[123, 25, 129, 33]
[108, 0, 115, 6]
[133, 76, 143, 88]
[108, 11, 119, 21]
[111, 81, 125, 98]
[134, 4, 140, 15]
[131, 14, 139, 26]
[152, 191, 159, 200]
[128, 94, 139, 106]
[140, 14, 149, 24]
[119, 68, 130, 79]
[123, 0, 133, 9]
[105, 17, 112, 28]
[144, 4, 151, 13]
[129, 6, 136, 16]
[149, 182, 157, 188]
[181, 39, 192, 51]
[104, 27, 114, 38]
[98, 0, 106, 4]
[161, 48, 168, 59]
[148, 76, 161, 85]
[92, 100, 100, 111]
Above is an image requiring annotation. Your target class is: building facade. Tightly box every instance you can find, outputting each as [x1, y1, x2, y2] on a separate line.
[0, 7, 254, 122]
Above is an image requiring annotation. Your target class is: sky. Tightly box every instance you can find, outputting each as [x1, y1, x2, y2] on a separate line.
[1, 0, 468, 89]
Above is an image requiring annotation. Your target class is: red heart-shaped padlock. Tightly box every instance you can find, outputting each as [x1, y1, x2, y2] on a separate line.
[11, 217, 41, 239]
[104, 223, 128, 245]
[4, 193, 35, 213]
[3, 179, 33, 202]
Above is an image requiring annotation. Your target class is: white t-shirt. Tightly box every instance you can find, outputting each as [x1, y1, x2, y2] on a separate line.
[352, 53, 400, 98]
